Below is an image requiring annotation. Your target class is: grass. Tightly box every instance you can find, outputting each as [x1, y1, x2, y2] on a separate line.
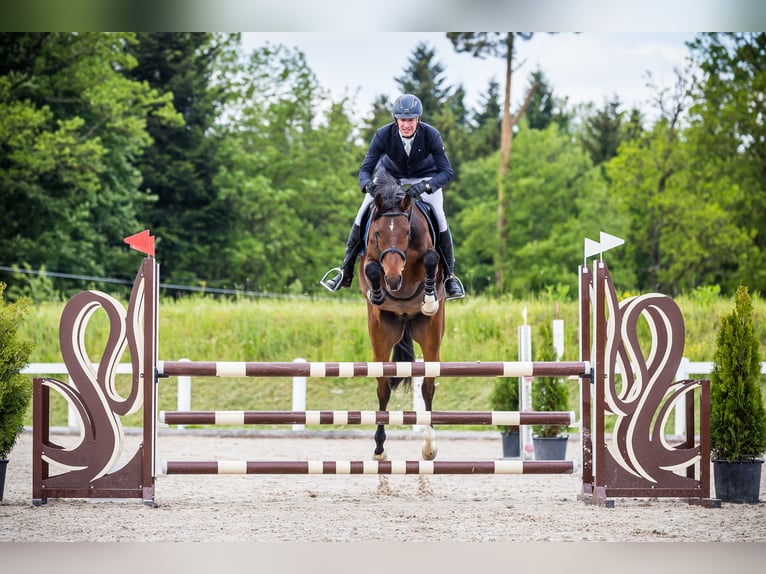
[20, 290, 766, 436]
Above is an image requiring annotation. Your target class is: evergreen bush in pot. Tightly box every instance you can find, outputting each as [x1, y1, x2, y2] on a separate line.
[710, 284, 766, 503]
[532, 322, 570, 459]
[490, 376, 520, 458]
[0, 283, 33, 500]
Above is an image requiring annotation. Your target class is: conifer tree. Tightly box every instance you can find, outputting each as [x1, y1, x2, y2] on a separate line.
[710, 284, 766, 461]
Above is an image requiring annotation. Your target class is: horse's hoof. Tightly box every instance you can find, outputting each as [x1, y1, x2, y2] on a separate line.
[373, 452, 387, 462]
[421, 446, 438, 461]
[422, 426, 437, 460]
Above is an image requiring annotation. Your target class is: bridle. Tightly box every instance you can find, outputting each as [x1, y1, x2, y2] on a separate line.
[373, 205, 413, 267]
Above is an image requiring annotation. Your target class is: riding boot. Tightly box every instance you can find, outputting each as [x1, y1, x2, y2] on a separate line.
[437, 229, 465, 300]
[321, 224, 363, 292]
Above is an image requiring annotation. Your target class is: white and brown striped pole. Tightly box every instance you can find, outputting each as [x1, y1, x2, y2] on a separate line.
[158, 409, 576, 427]
[158, 360, 590, 379]
[162, 459, 576, 475]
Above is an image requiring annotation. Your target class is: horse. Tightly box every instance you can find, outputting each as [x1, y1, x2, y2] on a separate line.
[357, 169, 446, 465]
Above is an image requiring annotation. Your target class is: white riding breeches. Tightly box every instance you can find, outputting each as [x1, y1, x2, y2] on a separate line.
[354, 177, 448, 232]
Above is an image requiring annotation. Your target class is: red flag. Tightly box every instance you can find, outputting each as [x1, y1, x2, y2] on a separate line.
[124, 230, 155, 256]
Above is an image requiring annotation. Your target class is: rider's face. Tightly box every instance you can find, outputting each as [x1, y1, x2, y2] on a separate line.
[396, 117, 419, 138]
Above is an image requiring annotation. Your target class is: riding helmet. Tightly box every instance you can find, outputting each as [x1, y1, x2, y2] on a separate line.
[392, 94, 423, 119]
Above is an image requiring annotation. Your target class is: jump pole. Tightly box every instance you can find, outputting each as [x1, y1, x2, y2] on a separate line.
[157, 360, 589, 379]
[163, 459, 575, 475]
[158, 409, 577, 426]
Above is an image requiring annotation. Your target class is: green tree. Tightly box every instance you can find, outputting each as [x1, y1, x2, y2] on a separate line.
[0, 33, 181, 299]
[215, 44, 360, 294]
[686, 33, 766, 293]
[395, 42, 452, 118]
[467, 79, 502, 159]
[606, 69, 751, 295]
[394, 42, 470, 180]
[447, 32, 540, 293]
[359, 94, 393, 146]
[125, 33, 240, 287]
[710, 284, 766, 461]
[580, 96, 626, 167]
[455, 122, 613, 296]
[525, 67, 571, 131]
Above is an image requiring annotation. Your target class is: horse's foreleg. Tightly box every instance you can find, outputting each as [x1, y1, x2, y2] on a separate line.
[365, 261, 386, 305]
[421, 250, 440, 316]
[413, 313, 444, 462]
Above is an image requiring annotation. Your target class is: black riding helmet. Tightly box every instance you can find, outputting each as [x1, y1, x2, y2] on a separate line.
[392, 94, 423, 119]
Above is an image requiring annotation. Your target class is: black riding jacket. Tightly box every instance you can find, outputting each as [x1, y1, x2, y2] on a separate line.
[357, 121, 454, 193]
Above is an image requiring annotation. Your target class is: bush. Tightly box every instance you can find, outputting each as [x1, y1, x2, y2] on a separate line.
[532, 321, 569, 437]
[710, 285, 766, 461]
[0, 283, 33, 458]
[489, 378, 519, 434]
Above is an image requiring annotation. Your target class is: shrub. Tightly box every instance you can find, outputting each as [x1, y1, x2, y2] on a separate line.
[0, 283, 34, 458]
[532, 321, 569, 437]
[710, 284, 766, 461]
[489, 378, 519, 434]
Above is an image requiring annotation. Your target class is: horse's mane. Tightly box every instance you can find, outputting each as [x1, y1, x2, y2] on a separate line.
[370, 169, 407, 216]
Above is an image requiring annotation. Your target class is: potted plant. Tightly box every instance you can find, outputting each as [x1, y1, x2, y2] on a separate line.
[0, 283, 33, 501]
[710, 284, 766, 503]
[490, 376, 520, 458]
[532, 321, 570, 460]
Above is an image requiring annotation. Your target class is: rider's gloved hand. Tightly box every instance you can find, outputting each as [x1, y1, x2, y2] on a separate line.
[407, 181, 429, 197]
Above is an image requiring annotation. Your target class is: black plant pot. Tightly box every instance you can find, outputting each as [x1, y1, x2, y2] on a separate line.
[713, 458, 763, 504]
[0, 459, 8, 501]
[501, 431, 520, 458]
[533, 435, 569, 460]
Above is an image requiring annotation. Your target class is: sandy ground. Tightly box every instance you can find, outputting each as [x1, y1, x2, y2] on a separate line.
[1, 428, 765, 544]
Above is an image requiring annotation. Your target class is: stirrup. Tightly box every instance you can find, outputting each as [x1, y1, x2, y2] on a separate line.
[320, 267, 345, 292]
[444, 275, 465, 301]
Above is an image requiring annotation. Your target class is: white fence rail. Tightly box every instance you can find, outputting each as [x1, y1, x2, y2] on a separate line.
[23, 359, 766, 434]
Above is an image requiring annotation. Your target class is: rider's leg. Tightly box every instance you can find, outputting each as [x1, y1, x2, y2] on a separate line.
[321, 194, 373, 292]
[420, 186, 465, 300]
[436, 227, 464, 300]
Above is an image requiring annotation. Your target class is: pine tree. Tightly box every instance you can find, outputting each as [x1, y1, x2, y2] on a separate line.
[710, 284, 766, 461]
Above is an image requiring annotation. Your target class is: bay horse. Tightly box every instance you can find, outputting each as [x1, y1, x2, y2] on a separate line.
[358, 169, 446, 464]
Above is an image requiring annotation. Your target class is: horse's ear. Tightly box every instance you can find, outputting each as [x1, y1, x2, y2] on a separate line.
[402, 193, 411, 209]
[374, 193, 383, 211]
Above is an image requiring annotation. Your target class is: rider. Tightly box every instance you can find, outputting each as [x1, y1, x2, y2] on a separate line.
[320, 93, 465, 300]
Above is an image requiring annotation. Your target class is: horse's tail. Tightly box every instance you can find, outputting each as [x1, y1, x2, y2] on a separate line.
[389, 321, 414, 391]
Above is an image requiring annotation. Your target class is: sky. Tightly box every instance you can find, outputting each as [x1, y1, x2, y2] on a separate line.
[241, 32, 698, 123]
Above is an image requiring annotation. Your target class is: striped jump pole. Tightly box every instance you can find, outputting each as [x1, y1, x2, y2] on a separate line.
[159, 409, 577, 427]
[158, 360, 591, 379]
[162, 459, 575, 476]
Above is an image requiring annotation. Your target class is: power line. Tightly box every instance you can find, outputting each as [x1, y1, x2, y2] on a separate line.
[0, 264, 306, 299]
